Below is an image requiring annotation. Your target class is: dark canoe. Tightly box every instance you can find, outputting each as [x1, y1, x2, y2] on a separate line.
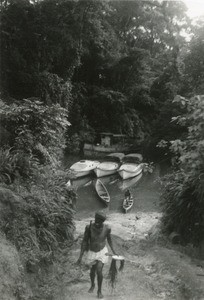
[122, 196, 134, 213]
[95, 179, 110, 205]
[122, 153, 143, 163]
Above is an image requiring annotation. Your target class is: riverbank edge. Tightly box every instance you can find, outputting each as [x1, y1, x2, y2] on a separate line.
[48, 210, 204, 300]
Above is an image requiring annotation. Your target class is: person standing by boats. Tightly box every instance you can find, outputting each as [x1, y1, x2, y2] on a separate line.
[76, 211, 117, 299]
[125, 189, 131, 200]
[124, 189, 132, 205]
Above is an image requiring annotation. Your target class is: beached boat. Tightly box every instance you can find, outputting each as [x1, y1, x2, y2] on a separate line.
[84, 133, 131, 157]
[84, 142, 130, 157]
[95, 179, 110, 205]
[94, 153, 124, 178]
[122, 196, 134, 213]
[118, 153, 143, 180]
[69, 160, 100, 178]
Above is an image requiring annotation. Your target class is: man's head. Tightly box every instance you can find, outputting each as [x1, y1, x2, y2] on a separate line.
[95, 211, 106, 227]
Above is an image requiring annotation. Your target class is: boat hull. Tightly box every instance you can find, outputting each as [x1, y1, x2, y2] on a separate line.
[94, 161, 120, 177]
[94, 168, 118, 177]
[84, 143, 130, 157]
[118, 163, 143, 179]
[118, 173, 142, 190]
[70, 170, 92, 178]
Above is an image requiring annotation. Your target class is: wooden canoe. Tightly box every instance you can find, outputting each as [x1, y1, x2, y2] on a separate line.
[122, 196, 134, 213]
[95, 179, 110, 205]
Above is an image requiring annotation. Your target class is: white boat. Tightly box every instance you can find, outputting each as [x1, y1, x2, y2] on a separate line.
[118, 153, 143, 180]
[95, 179, 110, 205]
[69, 160, 100, 178]
[94, 153, 124, 178]
[118, 172, 142, 190]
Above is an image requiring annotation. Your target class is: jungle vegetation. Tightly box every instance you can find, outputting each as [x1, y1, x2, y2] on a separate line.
[0, 0, 204, 294]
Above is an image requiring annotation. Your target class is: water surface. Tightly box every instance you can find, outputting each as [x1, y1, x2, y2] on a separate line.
[64, 157, 165, 219]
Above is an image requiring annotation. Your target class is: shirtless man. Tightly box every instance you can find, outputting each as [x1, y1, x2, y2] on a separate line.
[125, 189, 131, 200]
[77, 211, 116, 299]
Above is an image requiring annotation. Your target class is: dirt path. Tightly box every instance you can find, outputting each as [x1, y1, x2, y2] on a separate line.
[52, 169, 204, 300]
[53, 211, 204, 300]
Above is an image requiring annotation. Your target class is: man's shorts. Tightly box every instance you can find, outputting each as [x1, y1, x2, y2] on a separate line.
[85, 246, 109, 266]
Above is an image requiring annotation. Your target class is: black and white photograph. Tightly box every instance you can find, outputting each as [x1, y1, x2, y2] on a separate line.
[0, 0, 204, 299]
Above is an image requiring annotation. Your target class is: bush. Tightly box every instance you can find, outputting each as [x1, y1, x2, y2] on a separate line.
[0, 168, 76, 271]
[0, 147, 40, 184]
[0, 97, 76, 273]
[0, 98, 71, 183]
[160, 95, 204, 246]
[160, 171, 204, 245]
[0, 98, 70, 162]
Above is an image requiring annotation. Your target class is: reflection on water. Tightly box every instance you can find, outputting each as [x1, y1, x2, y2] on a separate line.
[72, 172, 146, 214]
[99, 173, 119, 185]
[64, 155, 167, 217]
[69, 173, 120, 190]
[68, 176, 93, 190]
[118, 173, 143, 191]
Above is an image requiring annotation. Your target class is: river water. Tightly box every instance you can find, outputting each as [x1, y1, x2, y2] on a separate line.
[64, 155, 168, 219]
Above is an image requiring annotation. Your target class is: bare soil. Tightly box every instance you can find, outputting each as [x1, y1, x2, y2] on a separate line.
[53, 211, 204, 300]
[51, 169, 204, 300]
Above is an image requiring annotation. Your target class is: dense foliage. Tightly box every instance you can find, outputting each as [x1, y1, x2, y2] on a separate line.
[0, 97, 74, 277]
[0, 172, 75, 269]
[0, 98, 70, 181]
[181, 19, 204, 96]
[0, 0, 192, 154]
[160, 95, 204, 246]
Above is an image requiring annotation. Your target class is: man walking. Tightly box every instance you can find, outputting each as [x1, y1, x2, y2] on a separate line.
[77, 211, 116, 299]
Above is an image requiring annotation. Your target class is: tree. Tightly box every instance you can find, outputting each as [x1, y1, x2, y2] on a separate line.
[0, 0, 193, 154]
[181, 18, 204, 96]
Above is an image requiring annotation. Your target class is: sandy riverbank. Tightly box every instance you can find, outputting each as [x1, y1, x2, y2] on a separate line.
[74, 211, 162, 242]
[52, 209, 204, 300]
[50, 167, 204, 300]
